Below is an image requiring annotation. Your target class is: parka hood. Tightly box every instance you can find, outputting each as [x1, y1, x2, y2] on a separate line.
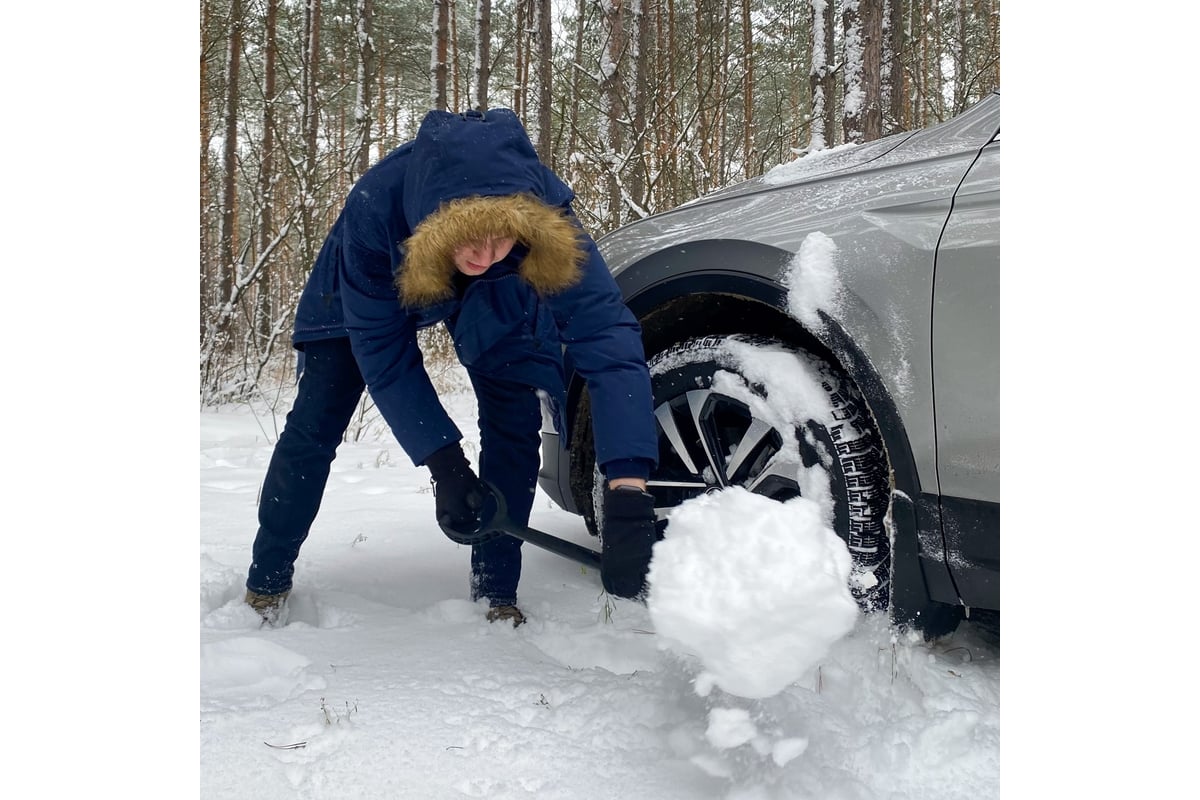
[398, 109, 585, 306]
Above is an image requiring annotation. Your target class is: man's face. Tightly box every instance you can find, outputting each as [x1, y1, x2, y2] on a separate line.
[452, 236, 516, 277]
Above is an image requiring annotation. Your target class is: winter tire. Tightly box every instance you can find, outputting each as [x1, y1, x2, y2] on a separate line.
[635, 335, 892, 611]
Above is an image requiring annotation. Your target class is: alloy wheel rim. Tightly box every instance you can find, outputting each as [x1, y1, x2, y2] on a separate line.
[647, 387, 803, 511]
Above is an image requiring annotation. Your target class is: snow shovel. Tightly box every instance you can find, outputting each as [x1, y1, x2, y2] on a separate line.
[438, 480, 602, 570]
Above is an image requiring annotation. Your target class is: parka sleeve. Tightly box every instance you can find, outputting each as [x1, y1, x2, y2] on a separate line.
[544, 216, 659, 471]
[338, 205, 463, 467]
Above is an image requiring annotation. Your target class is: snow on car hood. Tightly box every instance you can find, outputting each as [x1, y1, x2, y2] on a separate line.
[665, 92, 1000, 210]
[678, 133, 913, 208]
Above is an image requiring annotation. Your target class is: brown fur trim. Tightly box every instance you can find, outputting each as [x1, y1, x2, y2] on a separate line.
[398, 193, 586, 306]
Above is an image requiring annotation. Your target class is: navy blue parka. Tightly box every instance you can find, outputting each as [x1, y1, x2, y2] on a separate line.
[292, 109, 657, 477]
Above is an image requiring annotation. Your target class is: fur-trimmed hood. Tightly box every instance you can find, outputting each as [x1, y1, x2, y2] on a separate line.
[397, 109, 585, 307]
[398, 193, 585, 306]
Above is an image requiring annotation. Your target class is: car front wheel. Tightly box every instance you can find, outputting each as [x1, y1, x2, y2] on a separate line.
[630, 335, 893, 611]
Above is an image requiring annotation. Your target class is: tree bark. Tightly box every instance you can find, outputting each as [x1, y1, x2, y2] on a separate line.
[887, 0, 908, 133]
[717, 2, 730, 185]
[861, 0, 884, 141]
[474, 0, 492, 110]
[809, 0, 836, 150]
[450, 0, 460, 110]
[431, 0, 449, 110]
[662, 0, 678, 207]
[741, 0, 754, 175]
[257, 0, 279, 344]
[300, 0, 322, 271]
[842, 0, 864, 143]
[983, 0, 1000, 95]
[694, 0, 711, 192]
[536, 0, 553, 164]
[200, 0, 215, 322]
[933, 0, 946, 121]
[377, 29, 389, 151]
[598, 0, 625, 229]
[627, 0, 650, 212]
[514, 0, 527, 116]
[354, 0, 375, 176]
[218, 0, 244, 309]
[566, 0, 586, 160]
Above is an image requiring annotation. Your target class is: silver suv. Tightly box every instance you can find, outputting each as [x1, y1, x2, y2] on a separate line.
[540, 91, 1000, 638]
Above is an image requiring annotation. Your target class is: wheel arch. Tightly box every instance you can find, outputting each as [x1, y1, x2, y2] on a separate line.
[602, 239, 927, 504]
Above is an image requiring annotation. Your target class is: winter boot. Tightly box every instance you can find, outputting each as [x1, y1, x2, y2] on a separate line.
[245, 589, 290, 626]
[486, 604, 526, 627]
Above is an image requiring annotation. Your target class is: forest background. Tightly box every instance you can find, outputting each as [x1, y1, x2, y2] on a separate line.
[198, 0, 1001, 404]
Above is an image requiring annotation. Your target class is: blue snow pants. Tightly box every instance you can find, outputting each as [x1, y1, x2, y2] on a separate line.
[246, 336, 540, 606]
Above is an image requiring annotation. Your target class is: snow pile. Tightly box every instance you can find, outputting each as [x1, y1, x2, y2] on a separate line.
[201, 637, 326, 708]
[781, 230, 842, 332]
[646, 487, 859, 699]
[760, 142, 862, 185]
[703, 706, 809, 768]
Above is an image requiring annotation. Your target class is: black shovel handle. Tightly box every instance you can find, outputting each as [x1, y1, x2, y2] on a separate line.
[438, 480, 602, 570]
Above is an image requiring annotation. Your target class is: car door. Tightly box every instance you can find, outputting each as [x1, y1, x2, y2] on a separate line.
[931, 131, 1000, 609]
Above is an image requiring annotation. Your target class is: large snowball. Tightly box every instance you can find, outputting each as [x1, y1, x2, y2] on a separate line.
[646, 487, 859, 699]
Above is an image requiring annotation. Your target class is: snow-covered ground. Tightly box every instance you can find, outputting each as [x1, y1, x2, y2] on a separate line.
[198, 384, 999, 799]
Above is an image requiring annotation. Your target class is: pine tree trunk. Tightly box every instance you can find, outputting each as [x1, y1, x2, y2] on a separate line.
[628, 0, 650, 213]
[337, 51, 348, 200]
[431, 0, 449, 110]
[354, 0, 374, 176]
[200, 0, 215, 325]
[536, 0, 553, 164]
[566, 0, 586, 160]
[862, 0, 884, 141]
[598, 0, 625, 229]
[257, 0, 279, 345]
[983, 0, 1000, 94]
[788, 1, 802, 156]
[823, 0, 837, 145]
[666, 0, 679, 206]
[300, 0, 322, 272]
[219, 0, 244, 310]
[887, 0, 908, 132]
[717, 3, 729, 186]
[474, 0, 492, 110]
[921, 0, 943, 124]
[514, 0, 526, 116]
[842, 0, 864, 143]
[694, 0, 710, 193]
[953, 0, 967, 112]
[933, 0, 946, 120]
[808, 0, 835, 150]
[450, 0, 460, 111]
[907, 0, 916, 125]
[377, 36, 389, 151]
[741, 0, 754, 175]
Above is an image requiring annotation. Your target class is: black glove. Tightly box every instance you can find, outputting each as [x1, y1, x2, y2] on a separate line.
[600, 486, 659, 599]
[424, 444, 487, 533]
